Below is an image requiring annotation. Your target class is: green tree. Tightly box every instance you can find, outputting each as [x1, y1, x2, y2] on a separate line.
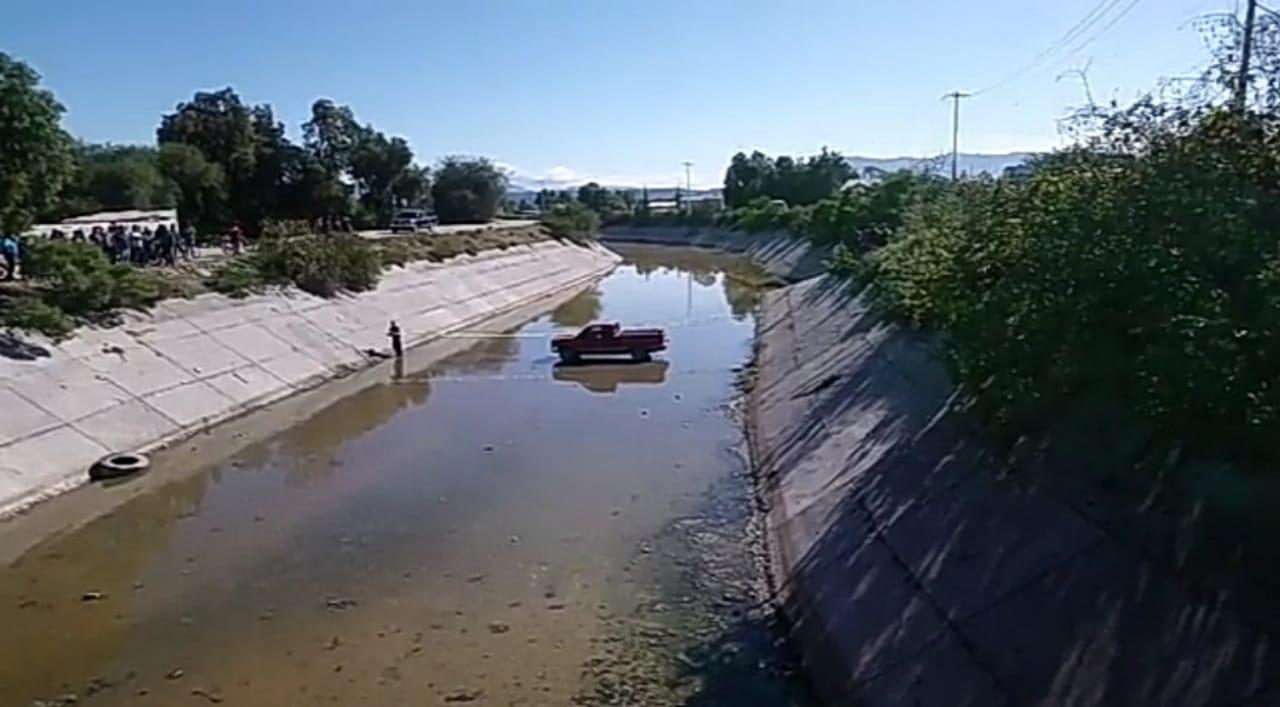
[576, 182, 607, 211]
[157, 143, 226, 232]
[302, 99, 362, 175]
[157, 88, 298, 233]
[0, 53, 74, 232]
[350, 131, 426, 224]
[723, 151, 775, 208]
[48, 144, 176, 219]
[432, 156, 506, 224]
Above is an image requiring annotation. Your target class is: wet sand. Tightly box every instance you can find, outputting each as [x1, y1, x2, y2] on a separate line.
[0, 245, 812, 706]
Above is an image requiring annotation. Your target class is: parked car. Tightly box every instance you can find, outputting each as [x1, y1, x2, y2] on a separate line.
[389, 208, 438, 234]
[551, 323, 668, 363]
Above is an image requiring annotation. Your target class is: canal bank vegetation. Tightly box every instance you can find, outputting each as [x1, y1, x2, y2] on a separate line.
[717, 21, 1280, 477]
[864, 107, 1280, 470]
[540, 201, 601, 243]
[207, 223, 555, 298]
[0, 238, 173, 338]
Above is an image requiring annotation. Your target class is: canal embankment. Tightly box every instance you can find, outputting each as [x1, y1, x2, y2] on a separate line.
[750, 273, 1280, 705]
[603, 224, 1280, 704]
[0, 240, 619, 517]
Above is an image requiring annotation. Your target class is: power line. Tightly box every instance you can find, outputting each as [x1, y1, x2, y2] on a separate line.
[972, 0, 1136, 95]
[1051, 0, 1143, 71]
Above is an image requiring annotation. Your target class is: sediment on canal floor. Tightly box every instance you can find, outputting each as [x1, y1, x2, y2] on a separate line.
[750, 274, 1280, 706]
[0, 241, 619, 516]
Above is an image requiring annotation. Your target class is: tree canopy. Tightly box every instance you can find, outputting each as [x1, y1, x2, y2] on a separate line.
[432, 157, 506, 224]
[722, 148, 853, 208]
[0, 52, 74, 232]
[153, 90, 431, 231]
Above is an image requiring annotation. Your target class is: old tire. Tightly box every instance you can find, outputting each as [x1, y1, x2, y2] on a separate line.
[89, 452, 150, 481]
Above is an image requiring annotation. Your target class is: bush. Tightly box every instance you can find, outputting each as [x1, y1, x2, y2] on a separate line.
[0, 295, 73, 339]
[866, 108, 1280, 466]
[541, 202, 600, 243]
[260, 218, 313, 240]
[22, 239, 163, 317]
[730, 197, 793, 232]
[205, 259, 264, 298]
[208, 235, 381, 298]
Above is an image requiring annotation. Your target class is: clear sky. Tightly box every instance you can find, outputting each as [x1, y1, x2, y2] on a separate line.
[3, 0, 1231, 187]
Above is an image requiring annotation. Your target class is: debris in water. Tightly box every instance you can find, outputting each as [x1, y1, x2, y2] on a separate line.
[487, 622, 510, 634]
[325, 597, 358, 610]
[466, 574, 486, 583]
[165, 669, 184, 680]
[443, 688, 483, 702]
[190, 687, 223, 703]
[80, 591, 104, 602]
[483, 445, 495, 452]
[326, 636, 341, 650]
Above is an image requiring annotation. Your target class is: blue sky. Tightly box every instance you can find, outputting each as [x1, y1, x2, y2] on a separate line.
[3, 0, 1229, 187]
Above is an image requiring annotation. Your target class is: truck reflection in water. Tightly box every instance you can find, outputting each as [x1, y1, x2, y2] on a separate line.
[552, 360, 669, 394]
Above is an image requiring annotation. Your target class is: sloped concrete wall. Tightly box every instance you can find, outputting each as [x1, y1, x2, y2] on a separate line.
[600, 226, 829, 282]
[751, 275, 1280, 706]
[0, 242, 618, 516]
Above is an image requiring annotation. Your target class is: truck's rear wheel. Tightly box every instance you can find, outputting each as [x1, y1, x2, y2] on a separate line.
[560, 351, 580, 364]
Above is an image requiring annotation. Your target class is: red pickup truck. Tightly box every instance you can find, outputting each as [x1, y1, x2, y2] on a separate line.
[552, 323, 667, 363]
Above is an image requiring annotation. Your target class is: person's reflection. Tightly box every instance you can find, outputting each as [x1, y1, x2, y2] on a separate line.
[552, 360, 669, 394]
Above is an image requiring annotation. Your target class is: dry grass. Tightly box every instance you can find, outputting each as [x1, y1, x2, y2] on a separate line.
[375, 225, 550, 268]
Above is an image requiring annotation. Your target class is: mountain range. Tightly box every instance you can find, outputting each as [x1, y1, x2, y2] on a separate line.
[504, 152, 1037, 201]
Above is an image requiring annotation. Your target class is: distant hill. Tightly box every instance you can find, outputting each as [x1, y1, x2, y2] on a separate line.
[848, 152, 1036, 177]
[503, 152, 1038, 204]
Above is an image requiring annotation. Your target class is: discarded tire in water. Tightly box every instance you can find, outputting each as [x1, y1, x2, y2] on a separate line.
[89, 453, 150, 481]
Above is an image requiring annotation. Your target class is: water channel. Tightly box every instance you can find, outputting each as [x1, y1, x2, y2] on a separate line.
[0, 245, 815, 707]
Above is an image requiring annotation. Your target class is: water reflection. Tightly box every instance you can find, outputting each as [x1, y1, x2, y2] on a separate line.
[552, 360, 670, 394]
[276, 369, 432, 471]
[612, 244, 776, 321]
[550, 286, 604, 327]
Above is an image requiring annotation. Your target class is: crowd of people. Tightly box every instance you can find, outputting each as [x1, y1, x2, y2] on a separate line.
[0, 222, 240, 281]
[48, 222, 201, 266]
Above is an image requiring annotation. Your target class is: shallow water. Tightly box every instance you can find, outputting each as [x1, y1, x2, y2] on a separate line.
[0, 245, 812, 706]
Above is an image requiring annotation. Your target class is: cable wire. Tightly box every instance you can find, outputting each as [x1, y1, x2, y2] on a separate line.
[972, 0, 1137, 95]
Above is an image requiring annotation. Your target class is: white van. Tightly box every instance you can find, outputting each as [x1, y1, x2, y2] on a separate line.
[389, 208, 438, 234]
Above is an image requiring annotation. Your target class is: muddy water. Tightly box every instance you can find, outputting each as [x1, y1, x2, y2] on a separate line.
[0, 245, 812, 707]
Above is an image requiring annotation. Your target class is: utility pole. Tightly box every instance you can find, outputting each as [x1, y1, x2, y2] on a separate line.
[681, 161, 694, 213]
[1236, 0, 1259, 112]
[942, 91, 971, 181]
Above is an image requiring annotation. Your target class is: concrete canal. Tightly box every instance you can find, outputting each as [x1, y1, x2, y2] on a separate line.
[0, 245, 814, 707]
